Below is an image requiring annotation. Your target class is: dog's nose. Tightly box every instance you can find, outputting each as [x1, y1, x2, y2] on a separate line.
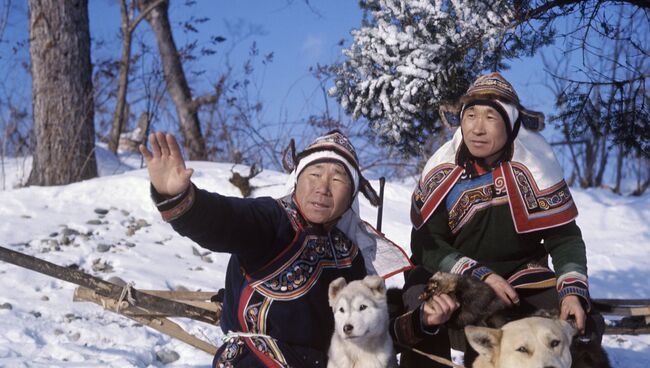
[343, 324, 353, 334]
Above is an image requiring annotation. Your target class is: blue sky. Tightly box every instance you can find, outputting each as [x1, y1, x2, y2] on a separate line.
[2, 1, 557, 138]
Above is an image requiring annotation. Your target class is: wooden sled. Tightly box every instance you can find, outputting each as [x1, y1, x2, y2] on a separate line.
[0, 245, 222, 355]
[2, 245, 650, 357]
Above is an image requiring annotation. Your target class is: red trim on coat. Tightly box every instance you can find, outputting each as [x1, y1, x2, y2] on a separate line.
[501, 162, 578, 233]
[242, 338, 285, 368]
[411, 165, 463, 229]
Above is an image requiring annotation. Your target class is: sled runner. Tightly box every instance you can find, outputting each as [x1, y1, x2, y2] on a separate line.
[1, 244, 649, 358]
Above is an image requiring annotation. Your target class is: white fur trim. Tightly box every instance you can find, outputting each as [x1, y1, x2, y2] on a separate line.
[420, 126, 565, 193]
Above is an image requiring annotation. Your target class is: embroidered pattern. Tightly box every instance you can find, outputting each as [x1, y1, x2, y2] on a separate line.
[445, 171, 508, 234]
[450, 256, 477, 275]
[471, 266, 493, 281]
[276, 197, 304, 230]
[413, 166, 455, 211]
[160, 186, 195, 222]
[250, 336, 289, 367]
[215, 337, 245, 367]
[511, 164, 573, 215]
[507, 266, 557, 289]
[215, 335, 289, 368]
[253, 229, 358, 299]
[448, 184, 498, 233]
[244, 293, 273, 333]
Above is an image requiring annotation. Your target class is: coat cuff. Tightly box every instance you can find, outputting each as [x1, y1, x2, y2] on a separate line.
[445, 255, 493, 281]
[557, 271, 591, 311]
[150, 184, 195, 222]
[391, 304, 440, 346]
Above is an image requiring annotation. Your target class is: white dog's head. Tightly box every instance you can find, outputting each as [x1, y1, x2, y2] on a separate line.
[465, 316, 575, 368]
[328, 275, 388, 341]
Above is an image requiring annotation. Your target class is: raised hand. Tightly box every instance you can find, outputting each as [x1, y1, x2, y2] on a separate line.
[484, 273, 520, 307]
[139, 132, 194, 196]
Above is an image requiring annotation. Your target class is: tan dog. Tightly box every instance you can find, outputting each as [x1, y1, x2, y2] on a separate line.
[327, 275, 397, 368]
[465, 316, 575, 368]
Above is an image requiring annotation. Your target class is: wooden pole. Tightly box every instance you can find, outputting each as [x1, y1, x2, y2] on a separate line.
[0, 245, 219, 324]
[376, 177, 386, 232]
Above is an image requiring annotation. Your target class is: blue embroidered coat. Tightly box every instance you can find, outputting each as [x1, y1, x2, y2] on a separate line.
[155, 184, 367, 367]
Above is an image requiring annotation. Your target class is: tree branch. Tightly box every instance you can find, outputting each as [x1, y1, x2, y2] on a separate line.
[189, 75, 225, 112]
[546, 70, 649, 87]
[128, 0, 166, 35]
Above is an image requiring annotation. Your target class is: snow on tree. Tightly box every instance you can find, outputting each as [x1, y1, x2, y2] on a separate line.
[330, 0, 549, 154]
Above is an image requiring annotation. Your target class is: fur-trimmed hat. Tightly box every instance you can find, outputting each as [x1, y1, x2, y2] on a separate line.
[440, 72, 545, 131]
[282, 130, 380, 206]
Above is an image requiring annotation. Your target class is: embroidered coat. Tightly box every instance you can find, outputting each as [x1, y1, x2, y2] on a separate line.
[410, 128, 591, 306]
[155, 184, 367, 367]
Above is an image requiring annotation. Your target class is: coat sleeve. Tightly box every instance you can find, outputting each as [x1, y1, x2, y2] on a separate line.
[541, 220, 591, 309]
[412, 204, 494, 280]
[389, 304, 441, 348]
[152, 183, 292, 262]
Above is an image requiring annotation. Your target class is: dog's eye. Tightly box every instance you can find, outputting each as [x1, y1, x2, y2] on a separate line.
[339, 307, 345, 313]
[516, 346, 528, 354]
[359, 304, 367, 311]
[550, 339, 560, 348]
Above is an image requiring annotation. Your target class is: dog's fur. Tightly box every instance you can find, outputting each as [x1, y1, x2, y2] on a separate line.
[420, 271, 507, 328]
[327, 275, 397, 368]
[465, 316, 575, 368]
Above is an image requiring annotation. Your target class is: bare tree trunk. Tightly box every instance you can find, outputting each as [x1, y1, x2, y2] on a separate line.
[138, 0, 207, 160]
[108, 0, 165, 154]
[27, 0, 97, 185]
[108, 1, 134, 154]
[613, 145, 624, 194]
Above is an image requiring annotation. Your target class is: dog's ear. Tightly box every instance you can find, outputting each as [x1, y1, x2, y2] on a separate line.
[329, 277, 347, 306]
[557, 318, 577, 341]
[362, 275, 386, 297]
[465, 325, 502, 361]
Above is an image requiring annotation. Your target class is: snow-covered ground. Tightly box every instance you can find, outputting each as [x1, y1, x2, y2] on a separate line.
[1, 147, 649, 367]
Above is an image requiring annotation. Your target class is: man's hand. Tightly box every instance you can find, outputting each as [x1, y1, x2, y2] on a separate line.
[139, 132, 193, 196]
[560, 295, 586, 334]
[422, 294, 459, 326]
[484, 273, 520, 306]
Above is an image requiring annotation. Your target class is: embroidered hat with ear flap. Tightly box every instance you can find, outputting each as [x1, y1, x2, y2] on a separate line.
[439, 72, 545, 132]
[282, 129, 380, 207]
[282, 130, 413, 278]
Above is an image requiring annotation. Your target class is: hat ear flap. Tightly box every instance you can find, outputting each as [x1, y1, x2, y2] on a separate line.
[360, 176, 380, 207]
[282, 138, 297, 173]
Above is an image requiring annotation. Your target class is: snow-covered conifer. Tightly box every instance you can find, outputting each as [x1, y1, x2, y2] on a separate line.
[331, 0, 536, 153]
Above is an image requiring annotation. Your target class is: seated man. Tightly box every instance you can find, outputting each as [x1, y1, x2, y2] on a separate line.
[140, 130, 456, 367]
[407, 73, 605, 366]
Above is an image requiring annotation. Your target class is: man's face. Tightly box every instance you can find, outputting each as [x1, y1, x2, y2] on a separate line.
[461, 104, 509, 165]
[295, 162, 353, 227]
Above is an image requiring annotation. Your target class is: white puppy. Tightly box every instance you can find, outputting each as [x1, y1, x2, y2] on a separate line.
[327, 275, 398, 368]
[465, 316, 575, 368]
